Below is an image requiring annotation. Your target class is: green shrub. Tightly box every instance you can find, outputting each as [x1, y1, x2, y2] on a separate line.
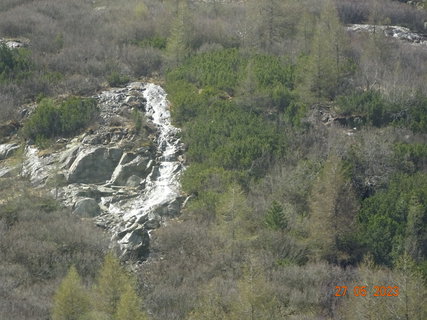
[23, 96, 97, 142]
[167, 48, 243, 93]
[0, 43, 32, 82]
[337, 90, 389, 126]
[107, 71, 130, 87]
[133, 36, 167, 50]
[357, 173, 427, 266]
[394, 143, 427, 173]
[406, 95, 427, 133]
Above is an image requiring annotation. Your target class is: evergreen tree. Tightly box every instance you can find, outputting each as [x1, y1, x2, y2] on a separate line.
[265, 200, 288, 231]
[52, 266, 91, 320]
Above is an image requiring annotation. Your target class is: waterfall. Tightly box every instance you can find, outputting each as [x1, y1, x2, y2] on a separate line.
[121, 83, 184, 222]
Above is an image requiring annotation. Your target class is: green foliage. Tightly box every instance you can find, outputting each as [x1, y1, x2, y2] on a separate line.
[394, 143, 427, 173]
[51, 253, 147, 320]
[265, 201, 288, 231]
[407, 94, 427, 133]
[167, 48, 242, 93]
[52, 266, 91, 320]
[132, 109, 143, 134]
[133, 36, 167, 50]
[185, 103, 281, 172]
[107, 71, 130, 87]
[167, 49, 296, 184]
[358, 173, 427, 266]
[337, 90, 396, 127]
[337, 91, 427, 131]
[0, 43, 32, 82]
[23, 96, 97, 142]
[181, 164, 235, 195]
[93, 253, 134, 316]
[115, 283, 148, 320]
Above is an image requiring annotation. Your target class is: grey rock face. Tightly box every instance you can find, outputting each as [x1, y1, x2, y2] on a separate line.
[118, 228, 150, 259]
[67, 147, 122, 183]
[0, 143, 19, 160]
[126, 175, 143, 187]
[347, 24, 427, 47]
[73, 198, 101, 217]
[16, 82, 185, 260]
[110, 153, 152, 186]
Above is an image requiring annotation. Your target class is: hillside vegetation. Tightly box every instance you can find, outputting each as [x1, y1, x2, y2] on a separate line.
[0, 0, 426, 319]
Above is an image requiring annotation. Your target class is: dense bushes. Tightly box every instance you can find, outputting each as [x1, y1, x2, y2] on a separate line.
[23, 96, 97, 141]
[0, 178, 107, 320]
[166, 49, 293, 182]
[337, 90, 427, 132]
[0, 44, 32, 82]
[357, 173, 427, 266]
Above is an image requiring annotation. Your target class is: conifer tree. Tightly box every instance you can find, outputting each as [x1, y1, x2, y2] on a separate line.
[52, 266, 91, 320]
[217, 183, 249, 241]
[245, 0, 284, 53]
[308, 155, 350, 262]
[299, 0, 352, 101]
[265, 200, 288, 231]
[115, 283, 148, 320]
[166, 0, 191, 66]
[93, 253, 131, 316]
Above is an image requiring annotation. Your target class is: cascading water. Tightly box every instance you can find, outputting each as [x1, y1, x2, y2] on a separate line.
[120, 83, 184, 222]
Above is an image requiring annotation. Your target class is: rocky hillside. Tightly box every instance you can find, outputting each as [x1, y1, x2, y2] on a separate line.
[1, 82, 186, 261]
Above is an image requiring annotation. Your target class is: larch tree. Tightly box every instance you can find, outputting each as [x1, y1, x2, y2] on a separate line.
[92, 253, 132, 316]
[244, 0, 284, 53]
[166, 0, 191, 67]
[308, 155, 356, 263]
[298, 0, 353, 101]
[115, 283, 148, 320]
[52, 266, 91, 320]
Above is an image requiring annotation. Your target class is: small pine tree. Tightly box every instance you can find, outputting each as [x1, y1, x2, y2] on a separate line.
[265, 201, 288, 231]
[52, 266, 91, 320]
[115, 283, 148, 320]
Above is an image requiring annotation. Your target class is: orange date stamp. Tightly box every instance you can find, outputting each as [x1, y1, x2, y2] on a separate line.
[335, 286, 399, 297]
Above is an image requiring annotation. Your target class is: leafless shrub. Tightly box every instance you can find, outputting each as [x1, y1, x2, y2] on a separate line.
[0, 178, 108, 319]
[124, 45, 164, 77]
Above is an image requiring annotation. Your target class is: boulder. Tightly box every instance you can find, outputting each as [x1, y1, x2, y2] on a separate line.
[67, 147, 122, 183]
[119, 227, 150, 259]
[144, 218, 160, 230]
[73, 198, 100, 217]
[126, 175, 142, 187]
[58, 145, 80, 169]
[0, 121, 20, 140]
[110, 153, 152, 186]
[0, 143, 19, 160]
